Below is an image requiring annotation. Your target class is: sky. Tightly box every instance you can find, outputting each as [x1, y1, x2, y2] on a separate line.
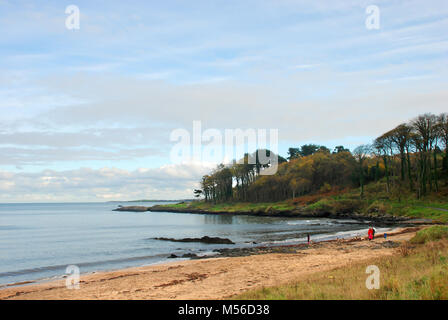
[0, 0, 447, 202]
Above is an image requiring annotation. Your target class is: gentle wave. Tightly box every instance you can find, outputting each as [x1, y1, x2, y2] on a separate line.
[0, 253, 169, 278]
[259, 227, 392, 245]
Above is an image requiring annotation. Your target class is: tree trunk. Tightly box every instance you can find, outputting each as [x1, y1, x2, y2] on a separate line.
[383, 155, 390, 193]
[406, 146, 414, 191]
[433, 149, 439, 192]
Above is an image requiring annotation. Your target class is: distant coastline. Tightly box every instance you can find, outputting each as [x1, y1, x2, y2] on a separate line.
[107, 199, 195, 203]
[112, 202, 440, 227]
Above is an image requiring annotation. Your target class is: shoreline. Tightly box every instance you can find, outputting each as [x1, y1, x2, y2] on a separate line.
[0, 226, 422, 300]
[118, 204, 442, 226]
[0, 223, 400, 289]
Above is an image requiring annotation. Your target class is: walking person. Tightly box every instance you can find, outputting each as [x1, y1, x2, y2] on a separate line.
[368, 227, 373, 241]
[307, 234, 310, 244]
[372, 227, 376, 240]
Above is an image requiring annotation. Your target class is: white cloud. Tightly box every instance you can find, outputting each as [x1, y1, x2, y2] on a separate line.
[1, 64, 447, 169]
[0, 162, 213, 202]
[292, 64, 321, 70]
[0, 0, 447, 201]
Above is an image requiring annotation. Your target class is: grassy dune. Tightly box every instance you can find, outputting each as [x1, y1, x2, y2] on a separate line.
[236, 226, 448, 300]
[410, 226, 448, 244]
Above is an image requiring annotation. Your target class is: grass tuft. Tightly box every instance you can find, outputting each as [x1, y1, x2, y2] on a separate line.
[410, 226, 448, 244]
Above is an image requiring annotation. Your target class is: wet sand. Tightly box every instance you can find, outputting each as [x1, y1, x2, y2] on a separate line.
[0, 227, 420, 300]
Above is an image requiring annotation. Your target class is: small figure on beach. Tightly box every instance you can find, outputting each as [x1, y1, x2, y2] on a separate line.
[368, 227, 374, 241]
[372, 227, 376, 239]
[307, 234, 310, 244]
[384, 233, 387, 239]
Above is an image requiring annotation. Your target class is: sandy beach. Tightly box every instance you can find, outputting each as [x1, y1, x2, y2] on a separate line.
[0, 227, 421, 300]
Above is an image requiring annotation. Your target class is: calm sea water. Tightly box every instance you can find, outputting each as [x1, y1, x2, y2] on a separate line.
[0, 202, 389, 286]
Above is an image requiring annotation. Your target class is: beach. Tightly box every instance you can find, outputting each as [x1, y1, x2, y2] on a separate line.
[1, 202, 391, 287]
[0, 227, 420, 300]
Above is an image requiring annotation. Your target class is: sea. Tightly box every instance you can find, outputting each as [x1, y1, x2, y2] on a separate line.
[0, 201, 392, 286]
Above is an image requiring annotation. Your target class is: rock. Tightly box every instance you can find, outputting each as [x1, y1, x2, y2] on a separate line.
[113, 206, 150, 212]
[154, 236, 234, 244]
[264, 206, 280, 215]
[181, 253, 198, 258]
[212, 246, 298, 258]
[168, 253, 200, 259]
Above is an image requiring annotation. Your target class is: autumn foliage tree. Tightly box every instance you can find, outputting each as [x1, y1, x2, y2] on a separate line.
[198, 113, 448, 202]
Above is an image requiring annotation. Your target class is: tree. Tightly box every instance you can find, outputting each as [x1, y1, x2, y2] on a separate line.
[196, 112, 448, 203]
[353, 144, 372, 198]
[289, 179, 299, 199]
[438, 113, 448, 184]
[333, 145, 350, 154]
[374, 134, 393, 193]
[300, 144, 321, 157]
[317, 146, 331, 154]
[388, 123, 414, 190]
[411, 113, 438, 196]
[287, 148, 300, 160]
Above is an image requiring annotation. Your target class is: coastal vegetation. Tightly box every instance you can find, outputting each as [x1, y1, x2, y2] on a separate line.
[410, 225, 448, 244]
[236, 226, 448, 300]
[185, 113, 448, 222]
[156, 184, 448, 222]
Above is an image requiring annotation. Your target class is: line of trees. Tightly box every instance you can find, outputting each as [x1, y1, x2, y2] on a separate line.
[195, 113, 448, 202]
[373, 113, 448, 198]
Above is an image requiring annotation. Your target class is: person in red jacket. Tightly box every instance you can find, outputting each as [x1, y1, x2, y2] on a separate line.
[368, 227, 373, 241]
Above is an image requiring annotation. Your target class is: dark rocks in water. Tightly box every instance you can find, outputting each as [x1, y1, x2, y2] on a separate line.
[168, 252, 199, 259]
[113, 206, 150, 212]
[154, 236, 234, 244]
[181, 253, 198, 258]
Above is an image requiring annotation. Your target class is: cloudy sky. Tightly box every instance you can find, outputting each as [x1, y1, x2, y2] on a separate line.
[0, 0, 447, 202]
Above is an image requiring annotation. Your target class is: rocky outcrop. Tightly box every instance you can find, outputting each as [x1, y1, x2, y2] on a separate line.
[154, 236, 234, 244]
[113, 206, 150, 212]
[168, 253, 199, 259]
[148, 204, 417, 225]
[135, 203, 446, 226]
